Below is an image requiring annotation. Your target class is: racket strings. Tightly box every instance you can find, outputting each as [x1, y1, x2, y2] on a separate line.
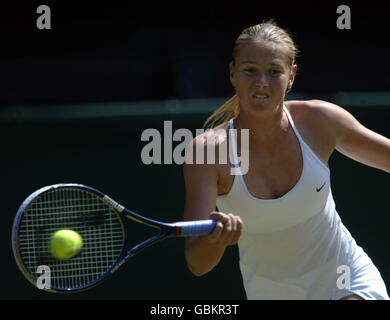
[18, 188, 125, 290]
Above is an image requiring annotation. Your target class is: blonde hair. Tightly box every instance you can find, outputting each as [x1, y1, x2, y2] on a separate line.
[204, 20, 298, 129]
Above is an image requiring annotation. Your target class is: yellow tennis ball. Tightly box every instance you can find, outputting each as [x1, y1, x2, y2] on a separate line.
[50, 229, 83, 260]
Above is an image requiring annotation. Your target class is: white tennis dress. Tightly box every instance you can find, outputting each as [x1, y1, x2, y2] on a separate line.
[216, 106, 389, 300]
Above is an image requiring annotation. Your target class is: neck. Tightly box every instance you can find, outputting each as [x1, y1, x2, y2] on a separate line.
[235, 103, 289, 146]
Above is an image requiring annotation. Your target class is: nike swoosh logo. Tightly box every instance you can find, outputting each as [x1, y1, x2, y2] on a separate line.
[316, 181, 326, 192]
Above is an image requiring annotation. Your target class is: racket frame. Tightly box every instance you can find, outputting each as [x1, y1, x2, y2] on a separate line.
[11, 183, 179, 293]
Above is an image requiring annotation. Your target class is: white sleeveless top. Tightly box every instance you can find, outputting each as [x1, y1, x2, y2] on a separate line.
[216, 105, 389, 300]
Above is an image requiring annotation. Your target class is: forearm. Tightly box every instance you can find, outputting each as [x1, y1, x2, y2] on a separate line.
[185, 236, 227, 277]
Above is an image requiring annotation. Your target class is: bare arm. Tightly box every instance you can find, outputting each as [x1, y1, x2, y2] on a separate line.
[334, 110, 390, 173]
[309, 100, 390, 173]
[183, 136, 242, 277]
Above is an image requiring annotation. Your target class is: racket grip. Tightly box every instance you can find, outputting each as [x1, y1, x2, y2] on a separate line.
[175, 220, 217, 236]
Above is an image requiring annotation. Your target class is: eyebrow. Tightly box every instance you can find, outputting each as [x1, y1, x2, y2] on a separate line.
[239, 60, 284, 66]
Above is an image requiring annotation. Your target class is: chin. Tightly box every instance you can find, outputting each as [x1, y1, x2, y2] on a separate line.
[247, 98, 285, 114]
[249, 97, 272, 109]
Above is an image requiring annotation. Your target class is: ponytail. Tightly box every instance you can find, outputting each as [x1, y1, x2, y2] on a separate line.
[203, 94, 240, 129]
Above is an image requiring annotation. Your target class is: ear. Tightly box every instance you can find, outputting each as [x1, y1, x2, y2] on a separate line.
[229, 61, 236, 88]
[288, 65, 297, 89]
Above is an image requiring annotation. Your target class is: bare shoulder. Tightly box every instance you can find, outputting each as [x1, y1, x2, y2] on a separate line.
[185, 121, 230, 164]
[184, 121, 230, 175]
[285, 100, 390, 173]
[193, 122, 230, 145]
[285, 99, 354, 133]
[284, 100, 358, 164]
[286, 99, 347, 119]
[183, 122, 232, 211]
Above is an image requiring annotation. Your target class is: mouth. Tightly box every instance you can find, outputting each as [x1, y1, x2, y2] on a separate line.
[252, 94, 269, 100]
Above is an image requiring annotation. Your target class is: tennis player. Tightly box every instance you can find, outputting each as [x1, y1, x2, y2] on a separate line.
[183, 20, 390, 300]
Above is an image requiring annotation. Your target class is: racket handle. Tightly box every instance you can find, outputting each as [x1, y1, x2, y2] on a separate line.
[175, 220, 217, 236]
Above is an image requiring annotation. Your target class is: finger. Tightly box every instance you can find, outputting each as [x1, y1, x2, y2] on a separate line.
[219, 214, 233, 245]
[209, 211, 229, 224]
[206, 212, 241, 245]
[210, 220, 224, 239]
[208, 211, 227, 238]
[223, 214, 237, 245]
[230, 216, 243, 245]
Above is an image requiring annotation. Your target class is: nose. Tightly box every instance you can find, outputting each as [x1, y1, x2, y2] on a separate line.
[254, 72, 268, 88]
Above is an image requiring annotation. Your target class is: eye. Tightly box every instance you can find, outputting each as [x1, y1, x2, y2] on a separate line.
[270, 69, 282, 75]
[244, 68, 256, 73]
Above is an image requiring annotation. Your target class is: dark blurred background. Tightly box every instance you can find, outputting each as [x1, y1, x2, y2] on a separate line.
[2, 3, 390, 105]
[1, 3, 389, 300]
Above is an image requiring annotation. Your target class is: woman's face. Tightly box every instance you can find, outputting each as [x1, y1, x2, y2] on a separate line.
[230, 40, 297, 114]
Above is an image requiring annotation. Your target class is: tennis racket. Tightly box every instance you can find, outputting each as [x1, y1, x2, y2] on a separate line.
[12, 183, 216, 293]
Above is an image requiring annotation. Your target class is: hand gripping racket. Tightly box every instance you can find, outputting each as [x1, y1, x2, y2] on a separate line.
[11, 183, 216, 292]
